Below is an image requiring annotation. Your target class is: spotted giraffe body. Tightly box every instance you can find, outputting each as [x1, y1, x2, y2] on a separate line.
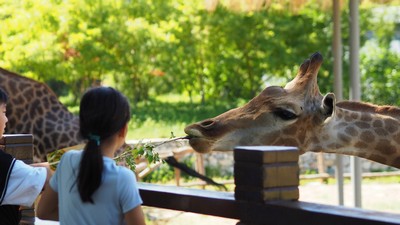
[185, 52, 400, 168]
[0, 68, 83, 162]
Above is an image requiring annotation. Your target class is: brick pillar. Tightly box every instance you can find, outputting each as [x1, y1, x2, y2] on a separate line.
[0, 134, 35, 225]
[1, 134, 33, 164]
[234, 146, 299, 225]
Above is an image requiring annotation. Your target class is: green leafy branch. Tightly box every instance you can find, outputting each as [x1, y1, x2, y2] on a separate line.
[115, 133, 189, 171]
[115, 142, 161, 171]
[48, 132, 189, 172]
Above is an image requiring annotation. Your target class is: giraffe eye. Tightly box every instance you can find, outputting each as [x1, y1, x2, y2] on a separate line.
[273, 108, 298, 120]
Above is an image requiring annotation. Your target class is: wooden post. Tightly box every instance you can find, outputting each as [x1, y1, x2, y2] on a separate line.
[0, 134, 35, 225]
[317, 152, 329, 183]
[195, 153, 205, 189]
[234, 146, 299, 225]
[174, 167, 181, 186]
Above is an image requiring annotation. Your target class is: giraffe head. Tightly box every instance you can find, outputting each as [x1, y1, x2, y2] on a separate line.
[184, 52, 336, 154]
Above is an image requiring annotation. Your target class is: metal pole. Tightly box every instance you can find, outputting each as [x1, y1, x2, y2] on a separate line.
[333, 0, 344, 206]
[349, 0, 362, 208]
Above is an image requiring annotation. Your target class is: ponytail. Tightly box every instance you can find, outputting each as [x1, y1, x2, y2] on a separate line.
[77, 86, 131, 204]
[77, 138, 103, 203]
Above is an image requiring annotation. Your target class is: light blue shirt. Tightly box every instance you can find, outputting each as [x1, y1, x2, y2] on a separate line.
[50, 150, 143, 225]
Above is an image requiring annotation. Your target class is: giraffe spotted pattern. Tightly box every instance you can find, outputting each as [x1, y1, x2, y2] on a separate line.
[185, 52, 400, 168]
[0, 68, 83, 162]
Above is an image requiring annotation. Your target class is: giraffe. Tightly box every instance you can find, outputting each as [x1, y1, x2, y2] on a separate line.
[0, 68, 83, 162]
[0, 68, 208, 181]
[184, 52, 400, 168]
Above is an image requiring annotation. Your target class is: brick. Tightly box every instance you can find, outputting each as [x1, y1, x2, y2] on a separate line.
[0, 134, 33, 162]
[235, 186, 299, 202]
[234, 162, 299, 188]
[0, 134, 35, 224]
[234, 146, 299, 164]
[0, 134, 33, 144]
[3, 144, 33, 161]
[263, 187, 299, 201]
[234, 146, 300, 203]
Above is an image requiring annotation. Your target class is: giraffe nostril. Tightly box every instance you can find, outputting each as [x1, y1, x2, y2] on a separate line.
[200, 119, 215, 129]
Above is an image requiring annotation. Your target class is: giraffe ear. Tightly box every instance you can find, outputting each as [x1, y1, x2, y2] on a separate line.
[321, 93, 336, 117]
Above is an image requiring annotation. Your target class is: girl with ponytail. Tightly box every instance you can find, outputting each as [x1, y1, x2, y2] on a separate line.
[37, 87, 146, 225]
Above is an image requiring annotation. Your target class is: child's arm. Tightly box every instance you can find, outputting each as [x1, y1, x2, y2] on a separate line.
[124, 205, 146, 225]
[30, 162, 53, 191]
[2, 160, 47, 206]
[36, 184, 59, 221]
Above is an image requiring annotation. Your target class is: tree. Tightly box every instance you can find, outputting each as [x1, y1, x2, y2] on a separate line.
[0, 0, 399, 108]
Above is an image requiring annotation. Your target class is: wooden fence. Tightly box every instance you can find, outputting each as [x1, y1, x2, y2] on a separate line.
[4, 135, 400, 224]
[139, 146, 400, 225]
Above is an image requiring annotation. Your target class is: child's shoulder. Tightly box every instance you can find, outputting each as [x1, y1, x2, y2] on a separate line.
[117, 165, 136, 180]
[65, 149, 82, 156]
[62, 149, 83, 160]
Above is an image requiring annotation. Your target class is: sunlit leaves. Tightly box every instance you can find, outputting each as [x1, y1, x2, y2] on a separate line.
[0, 0, 399, 107]
[115, 142, 162, 171]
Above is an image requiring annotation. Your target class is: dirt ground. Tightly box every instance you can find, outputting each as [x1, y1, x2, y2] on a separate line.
[35, 182, 400, 225]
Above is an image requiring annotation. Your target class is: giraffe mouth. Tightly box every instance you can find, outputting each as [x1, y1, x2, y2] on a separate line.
[185, 135, 213, 153]
[184, 127, 214, 153]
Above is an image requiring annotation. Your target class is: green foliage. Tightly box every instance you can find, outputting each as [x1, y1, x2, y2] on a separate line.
[48, 140, 163, 172]
[303, 169, 318, 175]
[205, 164, 233, 180]
[3, 0, 400, 186]
[115, 142, 162, 171]
[141, 154, 233, 184]
[131, 98, 238, 126]
[358, 6, 400, 106]
[0, 0, 400, 108]
[127, 96, 241, 139]
[141, 163, 174, 183]
[361, 48, 400, 105]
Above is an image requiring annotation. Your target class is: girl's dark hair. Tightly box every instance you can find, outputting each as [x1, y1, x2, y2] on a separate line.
[77, 86, 131, 203]
[0, 88, 8, 105]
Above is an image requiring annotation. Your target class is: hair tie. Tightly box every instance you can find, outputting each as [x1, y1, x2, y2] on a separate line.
[88, 134, 101, 146]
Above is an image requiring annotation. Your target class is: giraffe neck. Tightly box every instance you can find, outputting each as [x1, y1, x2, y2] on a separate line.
[317, 101, 400, 168]
[0, 68, 83, 162]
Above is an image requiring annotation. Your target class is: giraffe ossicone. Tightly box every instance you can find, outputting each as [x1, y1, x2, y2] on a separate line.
[185, 52, 400, 168]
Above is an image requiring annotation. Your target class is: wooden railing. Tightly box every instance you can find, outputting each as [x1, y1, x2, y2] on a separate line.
[139, 146, 400, 225]
[4, 135, 400, 224]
